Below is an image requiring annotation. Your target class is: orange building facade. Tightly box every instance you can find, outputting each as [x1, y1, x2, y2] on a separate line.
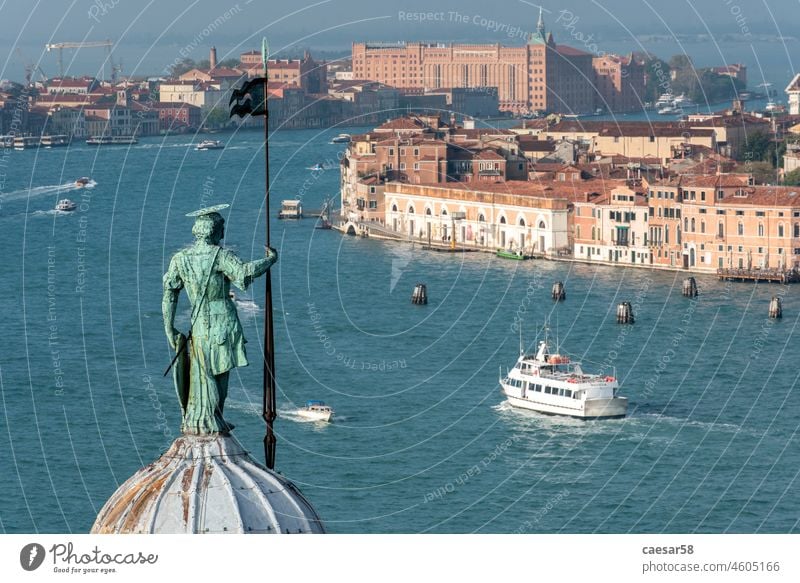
[352, 13, 594, 115]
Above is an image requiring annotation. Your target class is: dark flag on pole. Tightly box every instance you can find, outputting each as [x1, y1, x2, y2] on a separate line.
[229, 78, 268, 118]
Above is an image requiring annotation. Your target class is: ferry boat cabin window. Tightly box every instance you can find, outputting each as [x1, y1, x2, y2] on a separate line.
[564, 389, 572, 398]
[544, 386, 552, 394]
[534, 384, 542, 392]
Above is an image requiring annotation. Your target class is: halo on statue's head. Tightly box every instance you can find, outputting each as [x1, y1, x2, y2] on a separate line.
[186, 204, 230, 217]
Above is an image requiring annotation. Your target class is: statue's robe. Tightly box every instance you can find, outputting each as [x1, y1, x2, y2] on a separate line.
[164, 242, 275, 434]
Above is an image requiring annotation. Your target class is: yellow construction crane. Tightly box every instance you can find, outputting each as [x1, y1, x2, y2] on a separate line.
[45, 40, 113, 78]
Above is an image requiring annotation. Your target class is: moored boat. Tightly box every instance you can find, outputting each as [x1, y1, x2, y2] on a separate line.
[86, 135, 138, 145]
[497, 248, 526, 260]
[500, 334, 628, 419]
[330, 133, 351, 144]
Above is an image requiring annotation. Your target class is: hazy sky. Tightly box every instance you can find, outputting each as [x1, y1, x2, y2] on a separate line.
[1, 0, 798, 81]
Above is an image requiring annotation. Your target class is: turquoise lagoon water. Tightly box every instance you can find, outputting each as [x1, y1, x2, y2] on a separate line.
[0, 128, 798, 533]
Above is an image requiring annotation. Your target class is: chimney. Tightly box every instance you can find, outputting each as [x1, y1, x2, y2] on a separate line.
[210, 46, 218, 70]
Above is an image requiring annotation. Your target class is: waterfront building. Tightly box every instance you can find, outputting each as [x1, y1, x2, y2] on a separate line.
[645, 175, 800, 272]
[540, 120, 717, 164]
[573, 185, 652, 265]
[352, 10, 595, 115]
[383, 181, 571, 254]
[786, 74, 800, 116]
[158, 79, 226, 115]
[240, 50, 327, 94]
[591, 54, 647, 113]
[712, 63, 747, 86]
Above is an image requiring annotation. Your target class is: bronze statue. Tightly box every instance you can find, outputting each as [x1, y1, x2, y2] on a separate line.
[162, 204, 277, 435]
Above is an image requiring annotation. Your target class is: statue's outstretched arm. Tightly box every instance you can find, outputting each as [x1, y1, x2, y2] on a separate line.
[220, 247, 278, 291]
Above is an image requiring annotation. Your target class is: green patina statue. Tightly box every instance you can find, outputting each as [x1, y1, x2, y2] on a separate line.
[162, 204, 277, 435]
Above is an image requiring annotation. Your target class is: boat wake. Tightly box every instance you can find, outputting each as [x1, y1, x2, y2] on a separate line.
[32, 209, 74, 217]
[0, 180, 94, 204]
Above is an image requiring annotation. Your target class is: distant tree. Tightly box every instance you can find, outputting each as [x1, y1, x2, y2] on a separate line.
[747, 161, 779, 184]
[668, 54, 693, 71]
[169, 58, 196, 77]
[197, 59, 210, 70]
[784, 168, 800, 186]
[739, 131, 773, 163]
[218, 58, 241, 69]
[204, 107, 230, 129]
[643, 55, 671, 103]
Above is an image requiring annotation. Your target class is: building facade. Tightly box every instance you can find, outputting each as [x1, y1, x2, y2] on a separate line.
[352, 11, 594, 115]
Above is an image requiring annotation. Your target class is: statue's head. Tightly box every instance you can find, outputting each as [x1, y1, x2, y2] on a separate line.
[192, 212, 225, 244]
[186, 204, 230, 245]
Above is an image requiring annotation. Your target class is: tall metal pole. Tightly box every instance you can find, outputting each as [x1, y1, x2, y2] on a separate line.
[261, 39, 277, 470]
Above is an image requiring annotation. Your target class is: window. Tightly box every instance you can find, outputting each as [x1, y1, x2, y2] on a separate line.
[758, 223, 764, 237]
[388, 148, 394, 155]
[795, 223, 800, 237]
[779, 224, 785, 237]
[399, 163, 406, 170]
[368, 200, 377, 209]
[718, 222, 724, 237]
[414, 148, 419, 156]
[500, 216, 506, 224]
[701, 221, 705, 234]
[691, 218, 695, 232]
[701, 191, 706, 201]
[738, 222, 743, 236]
[425, 208, 432, 215]
[391, 204, 398, 212]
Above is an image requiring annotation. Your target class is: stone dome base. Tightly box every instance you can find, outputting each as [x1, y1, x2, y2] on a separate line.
[91, 435, 325, 534]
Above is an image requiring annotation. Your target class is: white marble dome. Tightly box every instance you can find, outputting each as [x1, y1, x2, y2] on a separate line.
[91, 435, 325, 534]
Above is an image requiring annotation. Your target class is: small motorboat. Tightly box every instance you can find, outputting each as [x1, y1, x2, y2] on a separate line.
[75, 177, 91, 187]
[55, 199, 77, 212]
[309, 162, 325, 171]
[196, 140, 224, 150]
[297, 400, 334, 422]
[497, 248, 526, 260]
[330, 133, 351, 144]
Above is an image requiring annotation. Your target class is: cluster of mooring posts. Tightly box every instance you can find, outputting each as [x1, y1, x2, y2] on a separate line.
[682, 277, 698, 297]
[616, 302, 635, 324]
[411, 283, 428, 305]
[552, 281, 565, 301]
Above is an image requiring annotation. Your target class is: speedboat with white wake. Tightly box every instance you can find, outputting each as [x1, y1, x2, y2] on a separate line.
[195, 140, 224, 150]
[75, 177, 93, 187]
[297, 400, 334, 422]
[500, 332, 627, 419]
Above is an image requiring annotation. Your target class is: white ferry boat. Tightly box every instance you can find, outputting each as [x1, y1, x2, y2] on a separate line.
[500, 336, 627, 419]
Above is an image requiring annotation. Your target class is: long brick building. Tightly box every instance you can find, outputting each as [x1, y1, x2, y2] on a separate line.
[352, 10, 596, 115]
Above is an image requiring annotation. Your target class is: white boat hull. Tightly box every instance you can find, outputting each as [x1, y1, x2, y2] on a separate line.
[504, 391, 627, 419]
[297, 409, 333, 422]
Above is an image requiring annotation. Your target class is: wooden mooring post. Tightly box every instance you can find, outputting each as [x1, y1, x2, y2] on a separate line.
[769, 296, 782, 319]
[552, 281, 565, 301]
[411, 283, 428, 305]
[682, 277, 698, 297]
